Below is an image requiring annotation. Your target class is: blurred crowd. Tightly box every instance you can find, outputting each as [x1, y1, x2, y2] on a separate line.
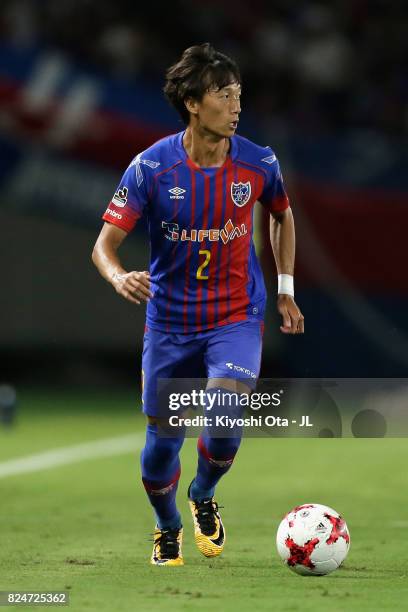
[1, 0, 407, 136]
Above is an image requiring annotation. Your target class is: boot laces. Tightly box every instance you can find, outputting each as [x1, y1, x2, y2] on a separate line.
[154, 527, 180, 559]
[195, 499, 222, 536]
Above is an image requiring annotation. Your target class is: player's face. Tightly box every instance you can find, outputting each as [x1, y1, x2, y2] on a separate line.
[195, 82, 241, 138]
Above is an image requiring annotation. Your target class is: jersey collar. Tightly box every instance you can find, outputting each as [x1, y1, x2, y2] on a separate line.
[175, 130, 238, 172]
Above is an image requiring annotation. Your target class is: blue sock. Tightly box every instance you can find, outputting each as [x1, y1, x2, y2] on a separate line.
[190, 388, 243, 501]
[141, 423, 185, 529]
[190, 432, 242, 500]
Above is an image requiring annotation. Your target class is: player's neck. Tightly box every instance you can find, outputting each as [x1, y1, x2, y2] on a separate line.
[183, 126, 229, 168]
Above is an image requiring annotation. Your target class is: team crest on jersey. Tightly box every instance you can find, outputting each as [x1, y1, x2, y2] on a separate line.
[112, 186, 128, 208]
[231, 181, 251, 207]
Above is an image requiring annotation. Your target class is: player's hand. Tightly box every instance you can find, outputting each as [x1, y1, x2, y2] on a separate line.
[277, 295, 304, 334]
[111, 270, 153, 305]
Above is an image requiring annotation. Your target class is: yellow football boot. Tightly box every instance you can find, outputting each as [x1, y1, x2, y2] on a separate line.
[150, 526, 184, 566]
[188, 483, 225, 557]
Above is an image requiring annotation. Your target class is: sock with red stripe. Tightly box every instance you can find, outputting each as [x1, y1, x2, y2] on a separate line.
[190, 388, 243, 501]
[141, 423, 185, 529]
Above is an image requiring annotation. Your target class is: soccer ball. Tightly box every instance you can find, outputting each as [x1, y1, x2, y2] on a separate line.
[276, 503, 350, 576]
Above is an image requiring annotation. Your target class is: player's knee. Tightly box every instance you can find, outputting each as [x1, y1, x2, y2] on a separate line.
[219, 436, 241, 457]
[204, 434, 242, 460]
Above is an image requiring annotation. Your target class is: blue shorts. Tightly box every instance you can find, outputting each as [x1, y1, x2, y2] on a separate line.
[141, 320, 264, 417]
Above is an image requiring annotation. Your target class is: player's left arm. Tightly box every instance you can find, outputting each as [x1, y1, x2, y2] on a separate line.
[270, 207, 304, 334]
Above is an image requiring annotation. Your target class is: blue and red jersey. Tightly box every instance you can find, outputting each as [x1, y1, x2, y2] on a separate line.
[102, 131, 289, 332]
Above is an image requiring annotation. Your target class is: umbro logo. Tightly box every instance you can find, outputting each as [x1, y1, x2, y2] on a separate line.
[168, 187, 186, 199]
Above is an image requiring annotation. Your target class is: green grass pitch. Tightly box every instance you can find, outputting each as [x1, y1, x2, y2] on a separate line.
[1, 390, 408, 611]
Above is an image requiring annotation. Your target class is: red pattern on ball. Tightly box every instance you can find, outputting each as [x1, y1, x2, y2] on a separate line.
[285, 537, 320, 569]
[293, 504, 315, 513]
[325, 514, 350, 545]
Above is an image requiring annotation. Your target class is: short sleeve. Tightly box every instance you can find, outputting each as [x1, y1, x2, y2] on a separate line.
[258, 153, 290, 214]
[102, 154, 151, 233]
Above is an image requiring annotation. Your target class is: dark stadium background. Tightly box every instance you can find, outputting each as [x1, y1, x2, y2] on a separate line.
[1, 0, 407, 394]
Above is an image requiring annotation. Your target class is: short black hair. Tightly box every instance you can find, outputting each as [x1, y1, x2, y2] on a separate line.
[163, 43, 241, 124]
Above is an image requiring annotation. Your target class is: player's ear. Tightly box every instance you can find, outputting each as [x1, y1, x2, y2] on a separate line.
[185, 97, 199, 116]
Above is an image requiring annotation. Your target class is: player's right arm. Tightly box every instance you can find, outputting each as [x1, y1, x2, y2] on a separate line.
[92, 152, 154, 304]
[92, 223, 152, 305]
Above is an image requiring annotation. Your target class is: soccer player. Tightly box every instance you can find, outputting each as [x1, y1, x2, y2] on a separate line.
[92, 43, 304, 566]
